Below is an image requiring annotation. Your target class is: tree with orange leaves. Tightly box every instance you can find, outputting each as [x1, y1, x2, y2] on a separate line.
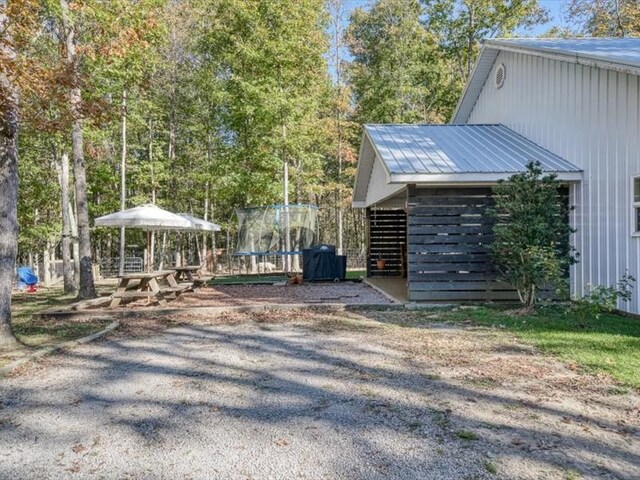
[46, 0, 162, 299]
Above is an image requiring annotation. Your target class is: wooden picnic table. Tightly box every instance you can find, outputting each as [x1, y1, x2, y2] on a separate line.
[109, 270, 182, 308]
[173, 265, 203, 282]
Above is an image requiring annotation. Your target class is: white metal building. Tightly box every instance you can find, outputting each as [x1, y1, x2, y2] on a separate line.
[353, 38, 640, 312]
[455, 38, 640, 313]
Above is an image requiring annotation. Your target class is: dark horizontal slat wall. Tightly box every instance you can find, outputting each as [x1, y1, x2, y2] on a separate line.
[407, 186, 518, 302]
[367, 208, 406, 277]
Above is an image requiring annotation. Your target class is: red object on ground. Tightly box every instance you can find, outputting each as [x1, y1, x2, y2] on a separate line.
[27, 285, 37, 293]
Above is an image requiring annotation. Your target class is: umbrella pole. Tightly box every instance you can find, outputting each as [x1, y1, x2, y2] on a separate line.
[147, 230, 151, 272]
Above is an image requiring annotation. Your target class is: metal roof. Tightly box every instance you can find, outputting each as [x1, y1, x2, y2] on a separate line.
[485, 38, 640, 69]
[453, 38, 640, 123]
[364, 124, 581, 176]
[352, 124, 582, 207]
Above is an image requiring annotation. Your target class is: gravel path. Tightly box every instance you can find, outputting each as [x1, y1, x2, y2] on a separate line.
[163, 283, 394, 308]
[1, 310, 638, 479]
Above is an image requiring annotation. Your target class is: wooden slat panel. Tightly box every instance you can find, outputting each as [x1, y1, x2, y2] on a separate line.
[408, 196, 495, 206]
[408, 272, 497, 281]
[409, 263, 496, 281]
[409, 187, 493, 197]
[404, 185, 568, 303]
[370, 228, 406, 233]
[408, 215, 486, 226]
[409, 235, 494, 245]
[411, 206, 488, 216]
[408, 186, 509, 302]
[368, 208, 406, 278]
[410, 281, 513, 291]
[409, 290, 520, 301]
[410, 225, 494, 235]
[408, 244, 490, 254]
[408, 253, 492, 263]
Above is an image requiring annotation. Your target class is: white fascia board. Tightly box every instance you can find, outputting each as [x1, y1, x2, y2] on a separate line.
[352, 127, 399, 208]
[362, 126, 393, 178]
[352, 131, 375, 203]
[390, 171, 582, 184]
[451, 45, 498, 124]
[352, 131, 367, 202]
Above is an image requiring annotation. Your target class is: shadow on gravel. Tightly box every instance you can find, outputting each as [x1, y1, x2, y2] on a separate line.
[0, 310, 638, 479]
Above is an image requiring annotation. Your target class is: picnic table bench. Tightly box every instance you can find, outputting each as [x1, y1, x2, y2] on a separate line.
[109, 270, 189, 308]
[174, 265, 208, 291]
[173, 265, 203, 282]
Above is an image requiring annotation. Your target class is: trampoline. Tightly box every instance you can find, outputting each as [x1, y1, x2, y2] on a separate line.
[235, 204, 318, 256]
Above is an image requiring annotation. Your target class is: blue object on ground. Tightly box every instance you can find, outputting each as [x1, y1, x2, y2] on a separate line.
[17, 266, 38, 287]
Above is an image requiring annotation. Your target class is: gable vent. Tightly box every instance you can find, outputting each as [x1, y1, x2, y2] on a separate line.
[495, 63, 506, 89]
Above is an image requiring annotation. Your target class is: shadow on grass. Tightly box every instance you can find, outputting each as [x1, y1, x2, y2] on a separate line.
[7, 289, 110, 351]
[446, 306, 640, 389]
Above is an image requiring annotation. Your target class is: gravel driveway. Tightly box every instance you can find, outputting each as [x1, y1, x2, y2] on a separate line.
[1, 309, 638, 479]
[168, 283, 395, 308]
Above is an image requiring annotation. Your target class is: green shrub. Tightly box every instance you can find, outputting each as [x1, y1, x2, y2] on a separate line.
[571, 273, 635, 324]
[489, 162, 577, 309]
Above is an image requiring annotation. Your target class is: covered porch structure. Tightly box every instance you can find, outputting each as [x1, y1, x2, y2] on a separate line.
[353, 124, 582, 304]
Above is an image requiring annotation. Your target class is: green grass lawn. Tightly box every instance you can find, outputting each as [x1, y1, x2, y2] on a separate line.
[1, 288, 112, 368]
[440, 306, 640, 389]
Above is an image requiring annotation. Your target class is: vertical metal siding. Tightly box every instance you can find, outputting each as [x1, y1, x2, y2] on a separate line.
[468, 50, 640, 313]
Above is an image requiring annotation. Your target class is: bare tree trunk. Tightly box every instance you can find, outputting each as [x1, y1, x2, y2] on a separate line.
[249, 233, 257, 273]
[43, 241, 52, 286]
[292, 229, 301, 272]
[57, 153, 76, 293]
[70, 85, 95, 298]
[331, 0, 345, 255]
[69, 200, 80, 286]
[159, 232, 167, 270]
[118, 90, 127, 276]
[0, 5, 19, 347]
[106, 234, 112, 259]
[282, 124, 291, 273]
[61, 0, 96, 299]
[0, 11, 19, 346]
[149, 119, 155, 270]
[291, 158, 302, 272]
[201, 182, 209, 268]
[465, 0, 475, 79]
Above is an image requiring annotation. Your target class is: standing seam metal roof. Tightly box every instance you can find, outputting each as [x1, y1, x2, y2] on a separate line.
[364, 124, 581, 175]
[484, 38, 640, 69]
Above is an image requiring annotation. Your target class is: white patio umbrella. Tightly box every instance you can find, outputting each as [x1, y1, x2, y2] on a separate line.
[95, 204, 193, 272]
[177, 213, 222, 232]
[95, 204, 193, 230]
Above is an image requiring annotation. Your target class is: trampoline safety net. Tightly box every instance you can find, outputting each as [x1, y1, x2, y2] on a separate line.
[235, 204, 318, 255]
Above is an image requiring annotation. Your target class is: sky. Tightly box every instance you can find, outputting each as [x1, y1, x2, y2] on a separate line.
[532, 0, 568, 34]
[339, 0, 569, 37]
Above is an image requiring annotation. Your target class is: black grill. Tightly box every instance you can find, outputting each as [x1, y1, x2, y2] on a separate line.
[302, 245, 347, 282]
